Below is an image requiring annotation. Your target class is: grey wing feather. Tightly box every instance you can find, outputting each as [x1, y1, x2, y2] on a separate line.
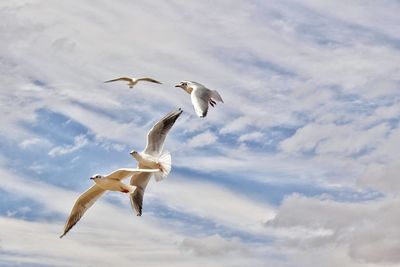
[60, 185, 105, 238]
[130, 172, 152, 216]
[130, 187, 145, 216]
[104, 77, 133, 83]
[210, 90, 224, 103]
[136, 77, 162, 84]
[144, 108, 183, 155]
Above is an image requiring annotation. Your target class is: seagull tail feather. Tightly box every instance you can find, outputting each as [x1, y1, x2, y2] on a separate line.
[154, 151, 171, 182]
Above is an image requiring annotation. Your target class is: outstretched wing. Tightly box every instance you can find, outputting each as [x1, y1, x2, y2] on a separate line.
[130, 172, 152, 216]
[104, 77, 133, 83]
[191, 91, 209, 118]
[136, 77, 162, 84]
[144, 109, 183, 156]
[210, 90, 224, 103]
[106, 168, 159, 181]
[60, 185, 105, 238]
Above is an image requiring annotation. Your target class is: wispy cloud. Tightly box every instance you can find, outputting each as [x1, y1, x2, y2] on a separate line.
[48, 134, 88, 157]
[186, 130, 217, 148]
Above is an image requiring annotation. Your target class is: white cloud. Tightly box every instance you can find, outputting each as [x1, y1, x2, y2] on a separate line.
[186, 130, 217, 148]
[147, 176, 275, 233]
[280, 122, 390, 157]
[19, 137, 49, 149]
[238, 131, 264, 142]
[48, 134, 88, 157]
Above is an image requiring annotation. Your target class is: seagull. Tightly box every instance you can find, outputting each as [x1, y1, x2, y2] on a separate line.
[129, 108, 183, 216]
[60, 168, 159, 238]
[175, 81, 223, 118]
[104, 77, 162, 88]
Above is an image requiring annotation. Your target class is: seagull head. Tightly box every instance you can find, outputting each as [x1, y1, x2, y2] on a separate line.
[130, 150, 141, 161]
[90, 174, 102, 180]
[175, 81, 189, 89]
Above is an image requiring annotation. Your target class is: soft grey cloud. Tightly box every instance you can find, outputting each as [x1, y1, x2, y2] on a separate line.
[266, 193, 400, 264]
[180, 234, 246, 256]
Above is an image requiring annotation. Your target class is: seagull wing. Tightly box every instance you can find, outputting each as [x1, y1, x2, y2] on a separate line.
[60, 185, 105, 238]
[191, 90, 210, 118]
[136, 77, 162, 84]
[106, 168, 159, 181]
[104, 77, 133, 83]
[210, 90, 224, 103]
[129, 172, 152, 216]
[144, 109, 183, 156]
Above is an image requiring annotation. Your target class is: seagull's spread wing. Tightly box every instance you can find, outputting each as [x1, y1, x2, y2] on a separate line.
[60, 185, 105, 238]
[106, 168, 159, 181]
[104, 77, 133, 83]
[210, 90, 224, 103]
[130, 172, 152, 216]
[191, 90, 210, 118]
[136, 77, 162, 84]
[144, 109, 183, 155]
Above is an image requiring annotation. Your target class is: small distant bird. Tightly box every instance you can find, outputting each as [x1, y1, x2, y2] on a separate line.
[60, 168, 158, 238]
[104, 77, 162, 88]
[175, 81, 223, 118]
[129, 108, 183, 216]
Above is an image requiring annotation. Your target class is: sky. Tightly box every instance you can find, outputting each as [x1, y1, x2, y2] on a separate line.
[1, 0, 400, 266]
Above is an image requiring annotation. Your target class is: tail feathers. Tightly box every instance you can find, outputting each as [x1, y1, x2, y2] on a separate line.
[210, 90, 224, 103]
[154, 151, 171, 182]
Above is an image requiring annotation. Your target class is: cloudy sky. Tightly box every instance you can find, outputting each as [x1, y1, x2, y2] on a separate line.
[1, 0, 400, 266]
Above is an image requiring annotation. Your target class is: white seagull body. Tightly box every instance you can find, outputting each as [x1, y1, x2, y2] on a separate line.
[129, 108, 183, 216]
[104, 76, 162, 88]
[60, 168, 158, 238]
[175, 81, 223, 118]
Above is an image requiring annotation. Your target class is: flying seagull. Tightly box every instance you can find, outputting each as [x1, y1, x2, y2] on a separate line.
[60, 168, 159, 238]
[104, 77, 162, 88]
[175, 81, 223, 118]
[129, 108, 183, 216]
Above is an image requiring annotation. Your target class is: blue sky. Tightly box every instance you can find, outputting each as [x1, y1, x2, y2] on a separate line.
[1, 0, 400, 266]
